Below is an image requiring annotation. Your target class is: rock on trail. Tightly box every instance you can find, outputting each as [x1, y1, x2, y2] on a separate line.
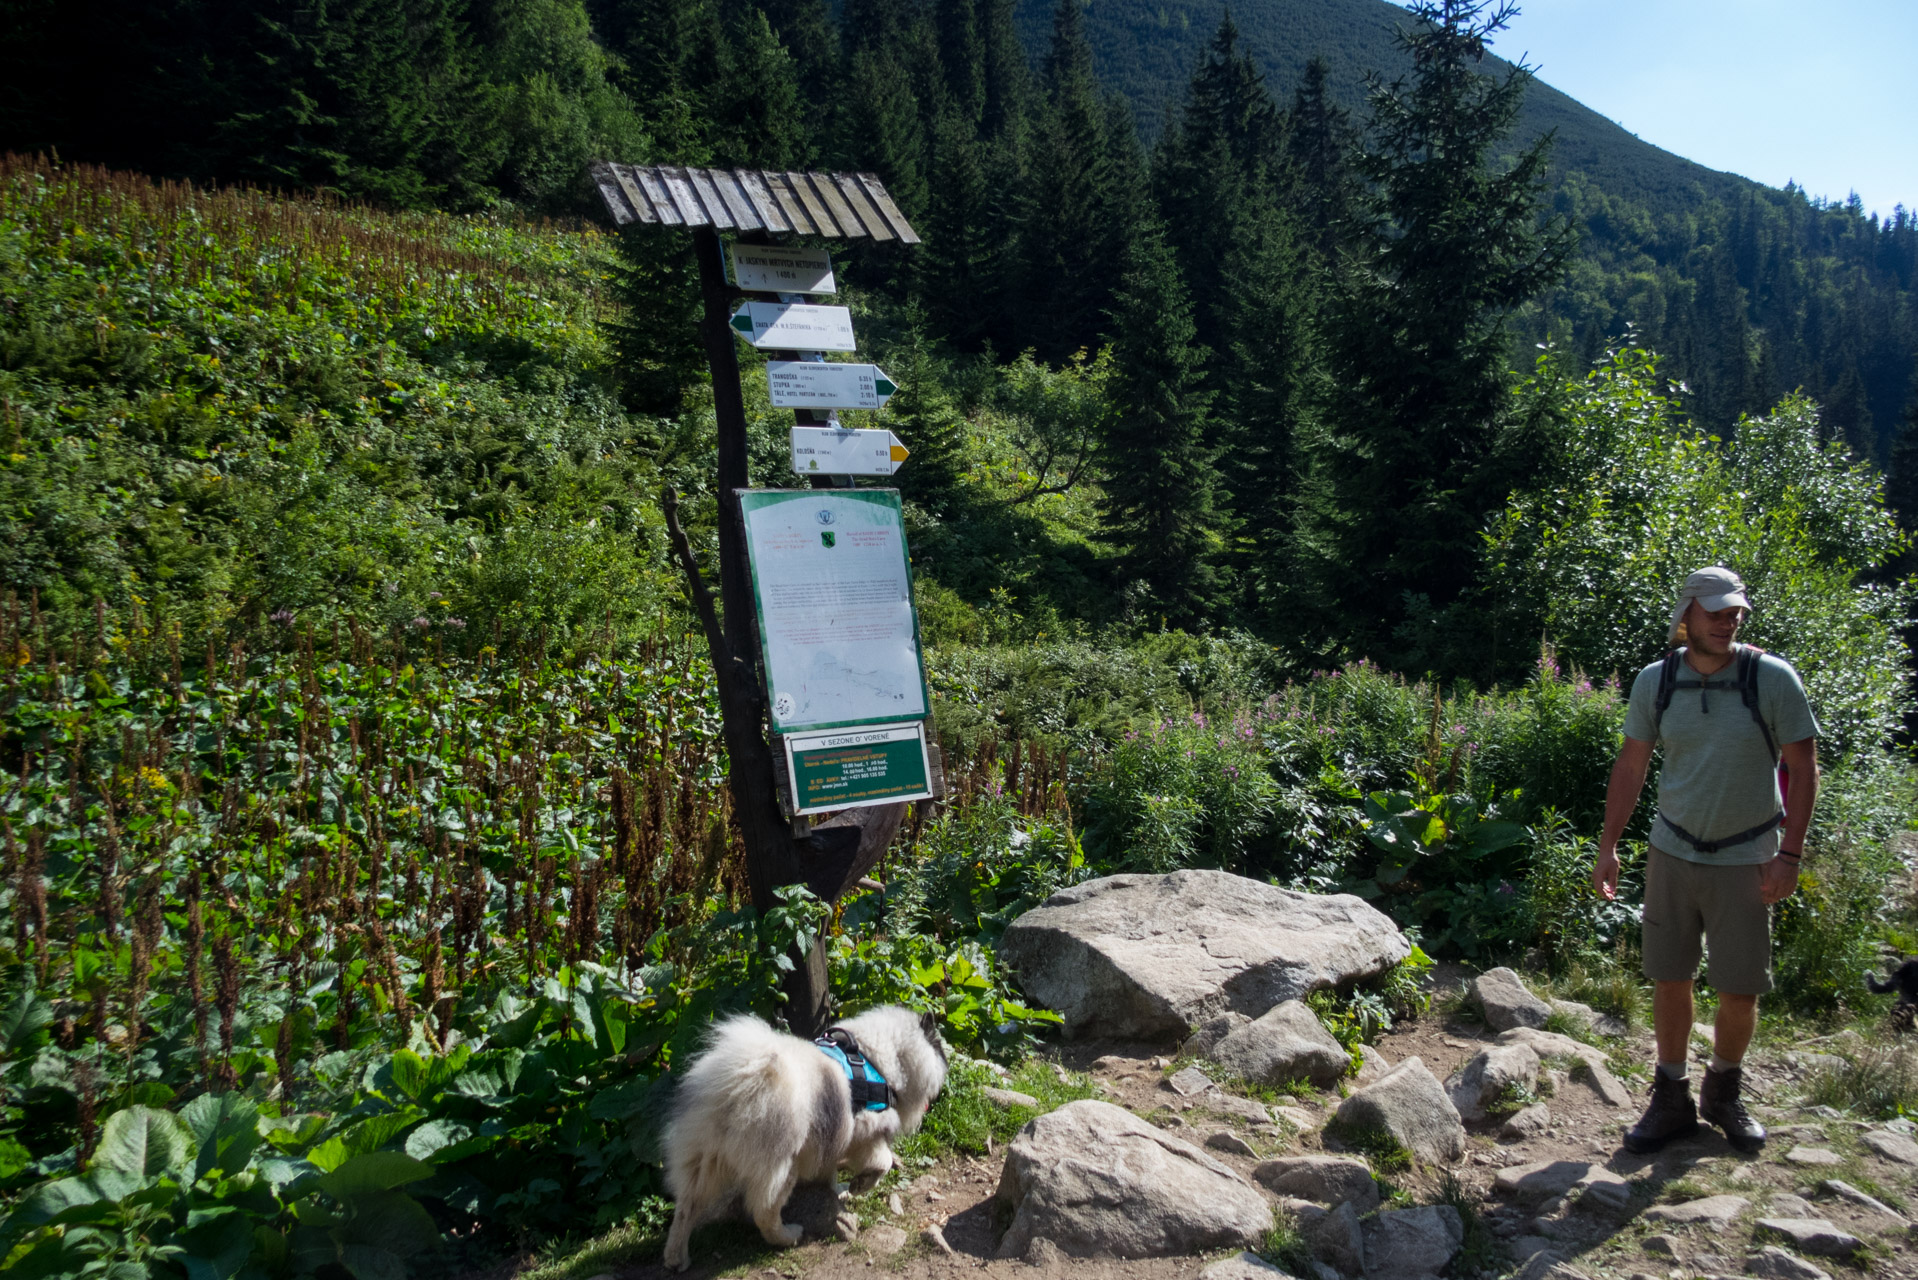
[1446, 1043, 1540, 1121]
[1252, 1154, 1381, 1213]
[1205, 999, 1353, 1087]
[1362, 1204, 1464, 1275]
[1331, 1057, 1465, 1164]
[1473, 967, 1552, 1031]
[999, 870, 1409, 1040]
[993, 1099, 1272, 1259]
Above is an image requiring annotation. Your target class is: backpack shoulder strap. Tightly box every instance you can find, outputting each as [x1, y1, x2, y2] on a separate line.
[1735, 644, 1778, 762]
[1653, 649, 1684, 734]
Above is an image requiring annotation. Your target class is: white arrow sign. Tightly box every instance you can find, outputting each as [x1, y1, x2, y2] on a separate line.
[791, 426, 910, 476]
[767, 361, 898, 409]
[731, 301, 857, 351]
[730, 244, 836, 293]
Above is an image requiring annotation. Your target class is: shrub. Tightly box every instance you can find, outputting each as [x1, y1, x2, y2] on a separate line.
[1527, 818, 1643, 973]
[1483, 348, 1912, 758]
[1081, 712, 1278, 873]
[880, 783, 1087, 946]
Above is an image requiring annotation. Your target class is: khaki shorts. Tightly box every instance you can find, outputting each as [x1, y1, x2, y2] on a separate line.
[1641, 844, 1773, 995]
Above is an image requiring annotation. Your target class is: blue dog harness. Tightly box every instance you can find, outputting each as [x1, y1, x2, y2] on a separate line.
[814, 1027, 896, 1113]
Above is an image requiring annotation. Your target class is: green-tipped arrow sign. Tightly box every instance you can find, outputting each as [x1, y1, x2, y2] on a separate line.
[766, 361, 899, 409]
[730, 301, 857, 351]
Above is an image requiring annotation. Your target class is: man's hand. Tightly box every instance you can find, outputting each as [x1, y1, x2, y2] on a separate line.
[1759, 856, 1799, 905]
[1593, 846, 1621, 901]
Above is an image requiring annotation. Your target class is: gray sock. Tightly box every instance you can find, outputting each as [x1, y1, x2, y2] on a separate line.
[1657, 1060, 1689, 1081]
[1709, 1054, 1741, 1073]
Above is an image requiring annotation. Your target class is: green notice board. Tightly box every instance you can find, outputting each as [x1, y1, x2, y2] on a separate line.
[738, 488, 930, 734]
[784, 721, 933, 815]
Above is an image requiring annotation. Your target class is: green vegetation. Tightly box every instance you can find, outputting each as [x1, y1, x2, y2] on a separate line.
[0, 157, 673, 647]
[0, 0, 1915, 1274]
[896, 1057, 1099, 1161]
[1807, 1046, 1918, 1120]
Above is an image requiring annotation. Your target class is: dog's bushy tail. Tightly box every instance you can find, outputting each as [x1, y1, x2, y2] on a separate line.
[1870, 973, 1898, 994]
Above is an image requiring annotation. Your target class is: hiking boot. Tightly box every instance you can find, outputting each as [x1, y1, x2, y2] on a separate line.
[1699, 1063, 1766, 1153]
[1623, 1072, 1699, 1153]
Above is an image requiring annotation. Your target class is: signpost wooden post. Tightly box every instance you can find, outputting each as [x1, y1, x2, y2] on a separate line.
[587, 164, 927, 1036]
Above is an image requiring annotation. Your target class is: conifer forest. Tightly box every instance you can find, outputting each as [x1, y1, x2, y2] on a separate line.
[0, 0, 1916, 1277]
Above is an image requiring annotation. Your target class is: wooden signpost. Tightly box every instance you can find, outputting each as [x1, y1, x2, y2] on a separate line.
[586, 163, 931, 1035]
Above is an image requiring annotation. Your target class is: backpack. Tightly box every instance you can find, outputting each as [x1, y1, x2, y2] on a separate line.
[1651, 642, 1778, 764]
[1651, 643, 1792, 853]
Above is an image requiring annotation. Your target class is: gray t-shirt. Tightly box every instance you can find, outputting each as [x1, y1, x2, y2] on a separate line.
[1622, 648, 1819, 866]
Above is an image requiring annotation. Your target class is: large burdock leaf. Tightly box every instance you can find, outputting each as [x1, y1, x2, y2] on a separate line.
[94, 1105, 195, 1181]
[315, 1151, 434, 1201]
[0, 990, 53, 1052]
[181, 1093, 261, 1180]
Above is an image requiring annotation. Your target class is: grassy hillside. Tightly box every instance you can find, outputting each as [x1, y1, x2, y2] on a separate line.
[0, 155, 679, 646]
[1027, 0, 1749, 212]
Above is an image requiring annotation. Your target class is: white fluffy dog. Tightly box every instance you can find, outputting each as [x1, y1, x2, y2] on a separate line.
[660, 1006, 948, 1271]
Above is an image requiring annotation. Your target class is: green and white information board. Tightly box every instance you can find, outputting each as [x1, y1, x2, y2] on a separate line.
[739, 489, 930, 735]
[783, 721, 933, 815]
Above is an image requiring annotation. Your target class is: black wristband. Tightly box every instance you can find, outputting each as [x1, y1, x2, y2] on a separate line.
[1778, 850, 1802, 862]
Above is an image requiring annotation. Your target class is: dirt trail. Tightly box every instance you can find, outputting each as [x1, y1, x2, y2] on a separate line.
[582, 996, 1918, 1280]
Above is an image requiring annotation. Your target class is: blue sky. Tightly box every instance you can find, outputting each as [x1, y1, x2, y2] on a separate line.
[1471, 0, 1917, 219]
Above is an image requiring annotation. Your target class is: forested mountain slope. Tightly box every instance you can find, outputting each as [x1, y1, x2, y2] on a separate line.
[1014, 0, 1918, 458]
[1018, 0, 1746, 210]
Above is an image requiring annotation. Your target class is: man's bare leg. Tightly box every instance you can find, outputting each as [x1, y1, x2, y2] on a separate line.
[1626, 979, 1704, 1153]
[1654, 980, 1695, 1067]
[1713, 992, 1758, 1064]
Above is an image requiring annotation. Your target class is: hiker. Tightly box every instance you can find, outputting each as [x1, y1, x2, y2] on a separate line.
[1592, 566, 1819, 1154]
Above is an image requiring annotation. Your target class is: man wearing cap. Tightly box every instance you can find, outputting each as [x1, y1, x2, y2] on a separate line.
[1593, 566, 1819, 1154]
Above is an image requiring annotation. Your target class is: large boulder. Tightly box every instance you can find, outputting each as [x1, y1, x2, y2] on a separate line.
[993, 1100, 1272, 1259]
[1209, 1000, 1352, 1087]
[1000, 870, 1410, 1040]
[1445, 1044, 1540, 1121]
[1331, 1057, 1465, 1165]
[1473, 967, 1552, 1032]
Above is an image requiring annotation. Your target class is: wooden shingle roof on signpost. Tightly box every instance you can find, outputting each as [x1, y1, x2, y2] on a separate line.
[588, 163, 920, 243]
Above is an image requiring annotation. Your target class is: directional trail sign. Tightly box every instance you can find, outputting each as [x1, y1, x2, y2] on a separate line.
[767, 360, 897, 409]
[730, 244, 836, 293]
[731, 302, 857, 352]
[790, 426, 909, 476]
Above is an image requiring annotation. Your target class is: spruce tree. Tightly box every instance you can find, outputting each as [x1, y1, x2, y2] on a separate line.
[590, 0, 723, 160]
[918, 105, 1002, 349]
[1287, 55, 1361, 262]
[1886, 374, 1918, 535]
[1153, 13, 1286, 361]
[1013, 0, 1129, 360]
[935, 0, 987, 128]
[1098, 217, 1227, 627]
[978, 0, 1029, 144]
[1218, 199, 1317, 622]
[1303, 0, 1574, 665]
[756, 0, 839, 130]
[707, 7, 809, 167]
